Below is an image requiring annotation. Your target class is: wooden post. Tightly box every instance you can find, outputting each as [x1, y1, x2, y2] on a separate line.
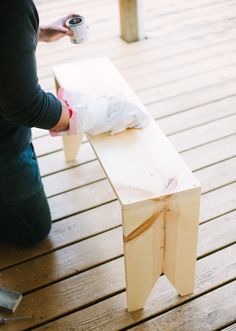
[54, 78, 84, 162]
[119, 0, 144, 42]
[122, 201, 165, 312]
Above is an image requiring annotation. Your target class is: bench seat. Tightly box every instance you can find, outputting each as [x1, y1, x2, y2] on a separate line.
[53, 57, 201, 312]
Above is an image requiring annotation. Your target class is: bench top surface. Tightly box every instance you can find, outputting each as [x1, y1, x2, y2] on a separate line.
[53, 57, 200, 206]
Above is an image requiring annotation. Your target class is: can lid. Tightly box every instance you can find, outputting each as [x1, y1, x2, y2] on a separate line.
[66, 16, 84, 27]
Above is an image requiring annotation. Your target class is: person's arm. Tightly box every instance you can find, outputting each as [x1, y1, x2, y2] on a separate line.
[39, 15, 76, 42]
[51, 99, 70, 132]
[0, 1, 69, 131]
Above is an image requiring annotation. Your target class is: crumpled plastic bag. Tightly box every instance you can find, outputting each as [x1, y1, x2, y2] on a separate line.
[50, 88, 150, 136]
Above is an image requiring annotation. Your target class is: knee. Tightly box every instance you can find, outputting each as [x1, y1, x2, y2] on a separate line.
[22, 213, 52, 247]
[9, 205, 52, 247]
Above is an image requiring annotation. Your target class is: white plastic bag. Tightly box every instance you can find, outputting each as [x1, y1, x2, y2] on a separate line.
[51, 88, 150, 136]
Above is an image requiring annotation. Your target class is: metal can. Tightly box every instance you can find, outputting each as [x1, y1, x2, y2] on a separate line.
[66, 16, 88, 44]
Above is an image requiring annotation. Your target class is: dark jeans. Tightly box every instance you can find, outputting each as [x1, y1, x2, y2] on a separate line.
[0, 143, 51, 246]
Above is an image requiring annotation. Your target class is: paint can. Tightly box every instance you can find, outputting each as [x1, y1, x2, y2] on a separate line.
[66, 16, 88, 44]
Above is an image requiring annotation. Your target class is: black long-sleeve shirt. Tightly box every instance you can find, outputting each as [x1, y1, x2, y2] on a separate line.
[0, 0, 62, 157]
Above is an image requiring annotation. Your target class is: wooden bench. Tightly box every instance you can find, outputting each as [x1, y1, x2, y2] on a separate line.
[53, 57, 201, 312]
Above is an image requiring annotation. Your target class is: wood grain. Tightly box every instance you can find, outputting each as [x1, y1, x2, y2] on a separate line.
[32, 244, 236, 331]
[0, 0, 235, 328]
[0, 201, 121, 270]
[0, 158, 234, 271]
[132, 281, 236, 330]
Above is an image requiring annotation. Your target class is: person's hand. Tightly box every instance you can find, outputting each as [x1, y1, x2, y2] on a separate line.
[39, 14, 79, 42]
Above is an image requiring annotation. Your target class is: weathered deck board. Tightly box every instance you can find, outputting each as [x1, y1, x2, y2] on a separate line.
[41, 152, 235, 198]
[31, 134, 236, 181]
[0, 208, 235, 295]
[0, 169, 235, 270]
[32, 91, 236, 141]
[0, 0, 236, 330]
[39, 35, 236, 88]
[0, 201, 121, 269]
[32, 245, 236, 331]
[131, 281, 236, 331]
[32, 111, 235, 159]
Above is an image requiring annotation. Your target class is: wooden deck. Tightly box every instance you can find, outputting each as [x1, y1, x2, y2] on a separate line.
[0, 0, 236, 329]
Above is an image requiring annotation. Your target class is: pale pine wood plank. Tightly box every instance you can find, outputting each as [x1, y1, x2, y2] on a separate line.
[132, 281, 236, 331]
[36, 127, 235, 195]
[31, 91, 236, 175]
[1, 0, 235, 328]
[5, 0, 236, 326]
[164, 189, 200, 296]
[122, 202, 165, 311]
[34, 90, 236, 140]
[35, 134, 236, 178]
[53, 52, 201, 311]
[30, 244, 236, 331]
[33, 95, 236, 158]
[0, 151, 234, 270]
[33, 94, 236, 164]
[53, 56, 198, 195]
[41, 151, 236, 198]
[41, 142, 236, 200]
[62, 132, 84, 162]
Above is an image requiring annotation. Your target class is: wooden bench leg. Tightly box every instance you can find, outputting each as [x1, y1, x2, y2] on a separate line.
[122, 189, 200, 311]
[62, 134, 83, 162]
[54, 77, 83, 162]
[164, 188, 201, 296]
[119, 0, 144, 42]
[122, 201, 165, 312]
